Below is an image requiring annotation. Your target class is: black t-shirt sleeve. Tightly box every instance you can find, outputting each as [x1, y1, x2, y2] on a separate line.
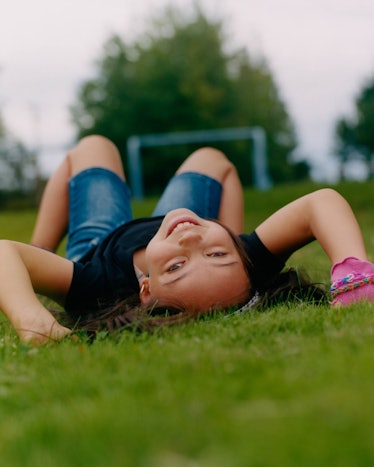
[239, 231, 285, 291]
[64, 260, 138, 318]
[64, 217, 163, 318]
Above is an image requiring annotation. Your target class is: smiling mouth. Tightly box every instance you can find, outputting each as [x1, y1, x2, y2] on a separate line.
[166, 217, 200, 237]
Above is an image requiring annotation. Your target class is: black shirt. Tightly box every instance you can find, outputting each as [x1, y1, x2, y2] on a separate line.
[65, 217, 284, 318]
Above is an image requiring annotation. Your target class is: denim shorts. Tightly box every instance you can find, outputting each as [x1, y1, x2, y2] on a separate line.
[67, 168, 222, 261]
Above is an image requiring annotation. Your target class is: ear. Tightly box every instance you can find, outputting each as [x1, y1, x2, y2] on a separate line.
[139, 277, 153, 305]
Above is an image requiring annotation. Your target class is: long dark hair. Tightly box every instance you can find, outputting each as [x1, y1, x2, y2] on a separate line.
[64, 223, 326, 336]
[69, 269, 326, 336]
[253, 268, 327, 310]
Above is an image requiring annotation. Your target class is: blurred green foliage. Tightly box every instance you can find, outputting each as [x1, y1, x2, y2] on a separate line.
[335, 74, 374, 178]
[71, 5, 310, 194]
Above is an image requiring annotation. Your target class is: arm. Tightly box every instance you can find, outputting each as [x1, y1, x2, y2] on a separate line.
[255, 189, 374, 305]
[255, 188, 367, 263]
[217, 162, 244, 235]
[0, 240, 73, 344]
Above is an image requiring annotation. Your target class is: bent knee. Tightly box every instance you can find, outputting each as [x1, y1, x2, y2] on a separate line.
[189, 146, 229, 164]
[177, 146, 235, 181]
[70, 135, 117, 155]
[68, 135, 124, 177]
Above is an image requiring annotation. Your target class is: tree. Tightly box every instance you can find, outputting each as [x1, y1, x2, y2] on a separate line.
[71, 5, 307, 192]
[227, 49, 304, 183]
[335, 76, 374, 179]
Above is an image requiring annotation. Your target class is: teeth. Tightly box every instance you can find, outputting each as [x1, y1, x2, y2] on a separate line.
[173, 222, 195, 233]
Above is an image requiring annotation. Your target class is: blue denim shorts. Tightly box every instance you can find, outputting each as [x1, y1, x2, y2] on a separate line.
[67, 168, 222, 261]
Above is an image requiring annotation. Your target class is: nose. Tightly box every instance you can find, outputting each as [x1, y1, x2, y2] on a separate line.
[177, 229, 203, 246]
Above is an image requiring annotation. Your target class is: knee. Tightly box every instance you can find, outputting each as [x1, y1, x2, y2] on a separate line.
[191, 146, 229, 163]
[70, 135, 117, 156]
[194, 146, 236, 174]
[67, 135, 124, 177]
[177, 146, 236, 182]
[187, 146, 234, 168]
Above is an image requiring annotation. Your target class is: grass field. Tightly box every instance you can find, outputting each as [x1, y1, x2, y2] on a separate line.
[0, 181, 373, 467]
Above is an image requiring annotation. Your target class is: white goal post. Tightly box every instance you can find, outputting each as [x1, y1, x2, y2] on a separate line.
[127, 126, 272, 199]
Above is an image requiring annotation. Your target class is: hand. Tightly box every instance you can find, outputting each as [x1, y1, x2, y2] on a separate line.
[17, 319, 72, 345]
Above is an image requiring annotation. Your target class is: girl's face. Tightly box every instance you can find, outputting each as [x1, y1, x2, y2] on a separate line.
[141, 209, 250, 311]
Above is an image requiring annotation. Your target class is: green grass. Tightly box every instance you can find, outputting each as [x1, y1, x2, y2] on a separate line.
[1, 181, 374, 467]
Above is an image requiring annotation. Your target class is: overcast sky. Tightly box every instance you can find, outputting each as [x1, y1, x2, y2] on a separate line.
[1, 0, 373, 180]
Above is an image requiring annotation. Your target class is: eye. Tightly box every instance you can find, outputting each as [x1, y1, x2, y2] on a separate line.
[208, 252, 227, 257]
[167, 262, 184, 272]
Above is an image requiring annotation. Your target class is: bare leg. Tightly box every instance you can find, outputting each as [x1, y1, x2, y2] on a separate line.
[31, 135, 125, 252]
[176, 147, 244, 234]
[31, 156, 71, 252]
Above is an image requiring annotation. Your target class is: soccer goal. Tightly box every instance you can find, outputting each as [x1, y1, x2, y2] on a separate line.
[127, 126, 272, 199]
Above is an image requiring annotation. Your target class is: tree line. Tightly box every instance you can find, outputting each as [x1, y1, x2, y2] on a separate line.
[335, 76, 374, 179]
[70, 6, 307, 193]
[0, 5, 373, 202]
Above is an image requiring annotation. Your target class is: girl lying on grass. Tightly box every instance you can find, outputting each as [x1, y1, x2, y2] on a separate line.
[1, 135, 373, 344]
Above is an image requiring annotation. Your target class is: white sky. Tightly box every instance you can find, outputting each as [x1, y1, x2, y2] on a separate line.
[1, 0, 374, 180]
